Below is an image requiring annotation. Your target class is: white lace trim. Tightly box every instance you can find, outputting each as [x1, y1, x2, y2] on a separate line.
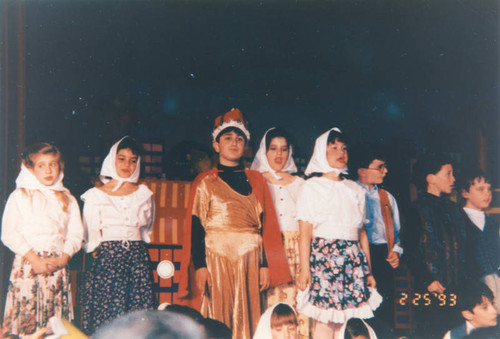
[296, 287, 383, 324]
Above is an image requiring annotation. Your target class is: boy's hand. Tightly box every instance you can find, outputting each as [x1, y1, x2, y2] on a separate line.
[386, 251, 400, 268]
[427, 280, 446, 294]
[366, 274, 377, 289]
[259, 267, 270, 291]
[297, 269, 311, 291]
[195, 267, 212, 296]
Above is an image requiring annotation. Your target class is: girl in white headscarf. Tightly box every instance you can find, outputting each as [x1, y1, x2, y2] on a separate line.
[296, 128, 382, 339]
[253, 303, 299, 339]
[80, 136, 155, 335]
[1, 143, 83, 337]
[251, 127, 311, 338]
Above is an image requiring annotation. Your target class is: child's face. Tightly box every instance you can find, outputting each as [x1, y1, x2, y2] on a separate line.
[30, 153, 61, 186]
[462, 178, 492, 211]
[427, 163, 455, 194]
[326, 140, 348, 169]
[359, 159, 387, 186]
[464, 296, 498, 329]
[212, 130, 245, 166]
[271, 323, 298, 339]
[115, 148, 138, 178]
[266, 137, 289, 172]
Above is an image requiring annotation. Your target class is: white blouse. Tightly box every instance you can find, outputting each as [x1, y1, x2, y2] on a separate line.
[81, 185, 155, 253]
[296, 177, 366, 240]
[267, 176, 304, 232]
[1, 189, 83, 257]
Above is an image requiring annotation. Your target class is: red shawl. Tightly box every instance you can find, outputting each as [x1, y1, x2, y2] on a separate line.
[178, 168, 291, 309]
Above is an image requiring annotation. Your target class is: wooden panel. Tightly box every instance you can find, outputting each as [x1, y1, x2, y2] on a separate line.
[148, 244, 183, 306]
[142, 179, 191, 245]
[394, 264, 416, 333]
[141, 179, 192, 303]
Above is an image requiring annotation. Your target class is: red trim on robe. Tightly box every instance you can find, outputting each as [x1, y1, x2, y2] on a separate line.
[178, 167, 291, 310]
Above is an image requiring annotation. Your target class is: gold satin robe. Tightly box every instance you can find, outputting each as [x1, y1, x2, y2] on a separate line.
[192, 176, 264, 339]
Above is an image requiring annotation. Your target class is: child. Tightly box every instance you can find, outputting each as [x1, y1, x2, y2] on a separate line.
[351, 143, 402, 332]
[251, 127, 310, 338]
[404, 153, 467, 337]
[1, 143, 83, 337]
[253, 303, 299, 339]
[443, 280, 498, 339]
[459, 168, 500, 312]
[179, 109, 291, 339]
[296, 128, 382, 339]
[340, 318, 378, 339]
[80, 136, 156, 334]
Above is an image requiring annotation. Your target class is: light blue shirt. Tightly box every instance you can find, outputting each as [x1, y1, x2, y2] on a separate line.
[357, 181, 403, 254]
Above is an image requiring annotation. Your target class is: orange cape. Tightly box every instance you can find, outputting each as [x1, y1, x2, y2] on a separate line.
[178, 168, 292, 309]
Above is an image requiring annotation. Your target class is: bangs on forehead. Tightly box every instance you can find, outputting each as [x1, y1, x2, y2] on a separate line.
[327, 129, 349, 146]
[270, 304, 297, 328]
[117, 137, 141, 156]
[216, 126, 248, 142]
[265, 128, 291, 150]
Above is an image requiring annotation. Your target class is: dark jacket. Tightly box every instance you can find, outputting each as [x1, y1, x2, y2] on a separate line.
[404, 193, 468, 290]
[464, 213, 500, 279]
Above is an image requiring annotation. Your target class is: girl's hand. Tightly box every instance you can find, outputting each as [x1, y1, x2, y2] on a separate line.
[297, 269, 311, 291]
[26, 254, 51, 275]
[366, 274, 377, 289]
[195, 267, 212, 296]
[259, 267, 270, 291]
[46, 253, 70, 272]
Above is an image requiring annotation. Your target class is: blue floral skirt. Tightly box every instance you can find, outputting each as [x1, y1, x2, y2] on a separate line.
[296, 237, 382, 324]
[81, 241, 156, 334]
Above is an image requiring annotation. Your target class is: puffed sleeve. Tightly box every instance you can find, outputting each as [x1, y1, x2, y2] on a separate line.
[62, 195, 84, 257]
[358, 186, 367, 223]
[141, 196, 155, 243]
[81, 190, 103, 253]
[1, 190, 32, 256]
[296, 180, 316, 225]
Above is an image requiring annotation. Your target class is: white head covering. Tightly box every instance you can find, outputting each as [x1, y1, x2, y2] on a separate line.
[251, 127, 298, 180]
[16, 163, 67, 193]
[339, 318, 378, 339]
[304, 127, 349, 176]
[252, 303, 298, 339]
[100, 136, 141, 192]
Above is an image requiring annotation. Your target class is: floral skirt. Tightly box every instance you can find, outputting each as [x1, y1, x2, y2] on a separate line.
[296, 238, 382, 324]
[2, 252, 73, 337]
[81, 241, 156, 335]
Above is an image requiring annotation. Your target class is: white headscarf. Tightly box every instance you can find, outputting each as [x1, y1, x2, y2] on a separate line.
[252, 303, 298, 339]
[304, 127, 349, 176]
[339, 318, 378, 339]
[100, 136, 141, 192]
[16, 163, 67, 193]
[251, 127, 298, 180]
